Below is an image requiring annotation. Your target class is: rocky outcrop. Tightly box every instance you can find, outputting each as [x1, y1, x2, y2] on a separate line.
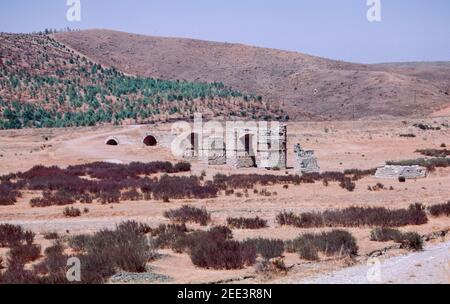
[375, 165, 427, 179]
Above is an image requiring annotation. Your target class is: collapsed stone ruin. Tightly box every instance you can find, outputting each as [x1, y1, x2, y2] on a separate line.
[375, 165, 427, 179]
[293, 143, 320, 174]
[102, 125, 325, 172]
[182, 124, 288, 169]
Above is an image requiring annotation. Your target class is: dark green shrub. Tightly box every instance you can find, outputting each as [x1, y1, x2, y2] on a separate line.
[67, 221, 155, 283]
[400, 232, 423, 251]
[43, 232, 59, 240]
[244, 238, 284, 260]
[294, 238, 320, 261]
[190, 239, 256, 270]
[291, 230, 358, 261]
[170, 227, 232, 254]
[164, 205, 211, 226]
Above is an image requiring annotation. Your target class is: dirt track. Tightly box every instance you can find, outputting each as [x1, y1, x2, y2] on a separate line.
[286, 241, 450, 284]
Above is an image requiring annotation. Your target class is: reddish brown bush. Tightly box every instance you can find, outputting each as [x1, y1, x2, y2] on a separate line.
[151, 223, 189, 250]
[121, 188, 142, 201]
[429, 201, 450, 217]
[30, 190, 76, 207]
[66, 161, 191, 180]
[98, 189, 121, 204]
[0, 162, 197, 208]
[151, 175, 218, 200]
[369, 227, 423, 251]
[8, 244, 41, 264]
[0, 183, 20, 205]
[190, 238, 256, 270]
[399, 134, 416, 138]
[0, 261, 41, 284]
[213, 171, 362, 192]
[207, 226, 233, 240]
[277, 204, 428, 228]
[0, 224, 34, 247]
[173, 161, 192, 172]
[43, 232, 59, 240]
[416, 149, 450, 158]
[244, 238, 284, 260]
[213, 173, 302, 190]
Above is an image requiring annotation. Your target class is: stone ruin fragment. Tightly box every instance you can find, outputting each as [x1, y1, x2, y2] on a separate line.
[294, 143, 320, 174]
[375, 165, 427, 179]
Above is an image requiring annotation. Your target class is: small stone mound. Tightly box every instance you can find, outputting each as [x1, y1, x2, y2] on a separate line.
[110, 271, 171, 284]
[375, 165, 427, 179]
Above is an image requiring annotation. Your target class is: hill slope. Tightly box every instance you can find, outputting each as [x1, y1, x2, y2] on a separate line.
[54, 29, 450, 120]
[0, 33, 282, 129]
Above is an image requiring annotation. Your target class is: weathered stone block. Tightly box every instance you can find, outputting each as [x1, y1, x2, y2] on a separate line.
[294, 143, 320, 174]
[375, 165, 427, 179]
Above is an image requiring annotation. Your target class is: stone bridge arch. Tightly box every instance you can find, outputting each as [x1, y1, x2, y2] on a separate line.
[105, 136, 120, 146]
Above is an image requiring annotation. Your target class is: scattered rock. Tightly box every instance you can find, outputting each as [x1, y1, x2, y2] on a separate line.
[413, 123, 441, 131]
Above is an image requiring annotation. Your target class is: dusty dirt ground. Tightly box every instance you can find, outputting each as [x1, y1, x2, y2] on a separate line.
[0, 117, 449, 284]
[281, 240, 450, 284]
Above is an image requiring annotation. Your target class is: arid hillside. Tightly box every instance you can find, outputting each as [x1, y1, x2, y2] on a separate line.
[0, 33, 282, 129]
[54, 29, 450, 120]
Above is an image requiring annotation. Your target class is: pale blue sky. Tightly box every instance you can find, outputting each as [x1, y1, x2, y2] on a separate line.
[0, 0, 449, 63]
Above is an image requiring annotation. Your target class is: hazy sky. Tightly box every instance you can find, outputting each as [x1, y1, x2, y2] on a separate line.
[1, 0, 449, 64]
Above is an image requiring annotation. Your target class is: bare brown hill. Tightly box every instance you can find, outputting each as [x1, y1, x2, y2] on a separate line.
[0, 33, 282, 130]
[53, 29, 450, 120]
